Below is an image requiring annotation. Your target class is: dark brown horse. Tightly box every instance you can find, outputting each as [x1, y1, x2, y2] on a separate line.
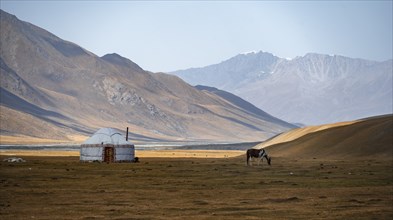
[246, 148, 271, 166]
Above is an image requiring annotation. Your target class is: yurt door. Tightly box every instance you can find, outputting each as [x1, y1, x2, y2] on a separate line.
[104, 147, 114, 163]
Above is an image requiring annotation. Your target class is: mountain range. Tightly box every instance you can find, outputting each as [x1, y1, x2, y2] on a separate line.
[172, 51, 393, 125]
[0, 10, 295, 144]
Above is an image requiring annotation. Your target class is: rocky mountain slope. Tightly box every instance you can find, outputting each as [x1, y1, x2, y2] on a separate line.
[172, 51, 392, 125]
[0, 10, 295, 144]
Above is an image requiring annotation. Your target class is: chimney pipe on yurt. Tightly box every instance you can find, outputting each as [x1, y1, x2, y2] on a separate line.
[126, 127, 129, 141]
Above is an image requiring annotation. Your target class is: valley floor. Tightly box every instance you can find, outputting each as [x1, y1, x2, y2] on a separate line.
[1, 155, 392, 219]
[0, 149, 244, 158]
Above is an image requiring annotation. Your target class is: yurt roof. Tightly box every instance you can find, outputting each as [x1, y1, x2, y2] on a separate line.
[82, 128, 131, 145]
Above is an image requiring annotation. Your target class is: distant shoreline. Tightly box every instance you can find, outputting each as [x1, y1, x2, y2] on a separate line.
[0, 141, 260, 151]
[0, 142, 260, 155]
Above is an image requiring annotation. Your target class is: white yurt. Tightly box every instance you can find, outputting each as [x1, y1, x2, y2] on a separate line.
[80, 128, 135, 163]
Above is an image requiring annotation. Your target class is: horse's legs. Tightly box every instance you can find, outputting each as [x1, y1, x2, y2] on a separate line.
[246, 153, 250, 166]
[257, 156, 264, 165]
[264, 155, 271, 165]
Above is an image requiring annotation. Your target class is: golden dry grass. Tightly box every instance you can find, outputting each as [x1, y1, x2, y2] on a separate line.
[135, 150, 244, 158]
[0, 134, 88, 145]
[1, 155, 392, 219]
[0, 150, 79, 157]
[0, 150, 244, 158]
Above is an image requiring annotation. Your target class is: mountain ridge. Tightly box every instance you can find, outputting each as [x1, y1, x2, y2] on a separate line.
[0, 9, 295, 144]
[172, 51, 393, 125]
[194, 85, 294, 128]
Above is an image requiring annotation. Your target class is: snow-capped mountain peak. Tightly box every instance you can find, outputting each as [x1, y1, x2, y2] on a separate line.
[171, 52, 392, 125]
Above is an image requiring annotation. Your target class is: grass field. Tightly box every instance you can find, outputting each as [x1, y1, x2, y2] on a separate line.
[1, 155, 392, 219]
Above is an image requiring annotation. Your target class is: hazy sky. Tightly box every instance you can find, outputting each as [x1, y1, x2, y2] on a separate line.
[1, 1, 392, 72]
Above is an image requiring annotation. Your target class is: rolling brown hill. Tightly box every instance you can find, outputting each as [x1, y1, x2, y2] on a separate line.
[254, 115, 392, 159]
[0, 10, 295, 144]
